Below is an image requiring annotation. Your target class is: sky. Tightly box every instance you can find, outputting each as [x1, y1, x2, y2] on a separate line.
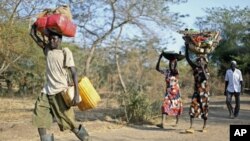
[167, 0, 250, 53]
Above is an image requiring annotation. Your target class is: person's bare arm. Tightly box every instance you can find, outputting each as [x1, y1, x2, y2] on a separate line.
[224, 81, 229, 96]
[156, 53, 164, 73]
[185, 43, 197, 69]
[69, 66, 80, 105]
[201, 65, 209, 80]
[240, 81, 244, 95]
[30, 24, 46, 49]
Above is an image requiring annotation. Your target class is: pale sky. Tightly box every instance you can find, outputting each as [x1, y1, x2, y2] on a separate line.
[168, 0, 250, 53]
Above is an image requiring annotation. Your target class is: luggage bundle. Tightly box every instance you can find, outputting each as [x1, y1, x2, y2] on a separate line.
[34, 5, 76, 37]
[178, 29, 221, 54]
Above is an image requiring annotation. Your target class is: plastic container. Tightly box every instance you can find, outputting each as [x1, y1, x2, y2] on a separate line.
[46, 14, 76, 37]
[77, 77, 101, 111]
[63, 86, 82, 107]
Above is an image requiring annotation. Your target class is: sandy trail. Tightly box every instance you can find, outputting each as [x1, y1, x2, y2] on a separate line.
[0, 95, 250, 141]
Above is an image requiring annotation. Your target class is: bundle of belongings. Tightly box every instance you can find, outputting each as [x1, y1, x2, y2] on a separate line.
[162, 51, 185, 61]
[178, 29, 221, 54]
[34, 5, 76, 37]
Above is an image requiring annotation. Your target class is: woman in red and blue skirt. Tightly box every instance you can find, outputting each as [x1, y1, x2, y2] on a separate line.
[156, 52, 183, 128]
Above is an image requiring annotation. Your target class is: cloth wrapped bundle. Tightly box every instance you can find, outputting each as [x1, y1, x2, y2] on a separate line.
[179, 29, 221, 54]
[46, 14, 76, 37]
[34, 5, 76, 37]
[53, 5, 72, 21]
[34, 16, 48, 34]
[36, 5, 72, 20]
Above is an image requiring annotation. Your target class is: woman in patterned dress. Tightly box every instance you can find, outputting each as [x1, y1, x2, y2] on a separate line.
[185, 43, 210, 133]
[156, 52, 183, 128]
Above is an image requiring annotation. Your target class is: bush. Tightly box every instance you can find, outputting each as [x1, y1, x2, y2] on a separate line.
[119, 86, 152, 124]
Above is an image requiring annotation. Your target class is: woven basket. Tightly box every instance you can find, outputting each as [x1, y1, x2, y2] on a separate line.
[180, 30, 221, 54]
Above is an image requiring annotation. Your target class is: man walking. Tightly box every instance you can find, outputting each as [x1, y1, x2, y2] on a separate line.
[30, 24, 89, 141]
[224, 60, 243, 119]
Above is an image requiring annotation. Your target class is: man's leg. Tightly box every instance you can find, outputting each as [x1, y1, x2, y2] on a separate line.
[38, 128, 54, 141]
[39, 128, 54, 141]
[38, 128, 46, 138]
[226, 92, 234, 118]
[48, 93, 89, 141]
[32, 93, 53, 141]
[234, 93, 240, 117]
[71, 124, 90, 141]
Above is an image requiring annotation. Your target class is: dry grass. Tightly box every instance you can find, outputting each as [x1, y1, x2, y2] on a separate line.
[0, 97, 34, 123]
[1, 94, 250, 141]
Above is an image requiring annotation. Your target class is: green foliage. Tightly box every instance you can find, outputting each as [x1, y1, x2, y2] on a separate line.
[198, 7, 250, 76]
[121, 87, 152, 123]
[1, 0, 239, 125]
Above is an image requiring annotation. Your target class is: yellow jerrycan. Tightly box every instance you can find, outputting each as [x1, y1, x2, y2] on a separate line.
[77, 77, 101, 111]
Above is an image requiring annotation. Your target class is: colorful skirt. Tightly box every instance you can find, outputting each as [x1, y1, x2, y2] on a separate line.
[162, 93, 183, 116]
[189, 91, 209, 119]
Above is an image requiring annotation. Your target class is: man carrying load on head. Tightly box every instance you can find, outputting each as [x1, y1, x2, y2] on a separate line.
[30, 19, 89, 141]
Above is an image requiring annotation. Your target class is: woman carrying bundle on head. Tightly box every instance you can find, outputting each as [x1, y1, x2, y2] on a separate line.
[155, 51, 184, 128]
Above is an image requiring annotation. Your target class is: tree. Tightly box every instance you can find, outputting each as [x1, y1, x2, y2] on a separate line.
[194, 7, 250, 75]
[70, 0, 187, 76]
[0, 0, 53, 92]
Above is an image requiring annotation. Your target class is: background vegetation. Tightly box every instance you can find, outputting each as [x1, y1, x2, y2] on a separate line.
[0, 0, 249, 124]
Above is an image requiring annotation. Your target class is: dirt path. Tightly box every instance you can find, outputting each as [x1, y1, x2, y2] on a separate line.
[0, 95, 250, 141]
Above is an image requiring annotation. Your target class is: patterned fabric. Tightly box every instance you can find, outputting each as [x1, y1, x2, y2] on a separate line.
[189, 80, 210, 119]
[161, 76, 183, 116]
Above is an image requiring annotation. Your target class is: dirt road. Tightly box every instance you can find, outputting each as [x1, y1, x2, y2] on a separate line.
[0, 95, 250, 141]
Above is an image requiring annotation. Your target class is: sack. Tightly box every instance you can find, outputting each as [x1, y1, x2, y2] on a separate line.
[53, 5, 72, 21]
[46, 14, 77, 37]
[36, 5, 72, 20]
[34, 5, 76, 37]
[62, 86, 82, 107]
[34, 16, 48, 34]
[36, 8, 53, 18]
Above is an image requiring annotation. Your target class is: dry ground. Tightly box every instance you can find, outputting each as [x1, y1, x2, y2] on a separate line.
[0, 94, 250, 141]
